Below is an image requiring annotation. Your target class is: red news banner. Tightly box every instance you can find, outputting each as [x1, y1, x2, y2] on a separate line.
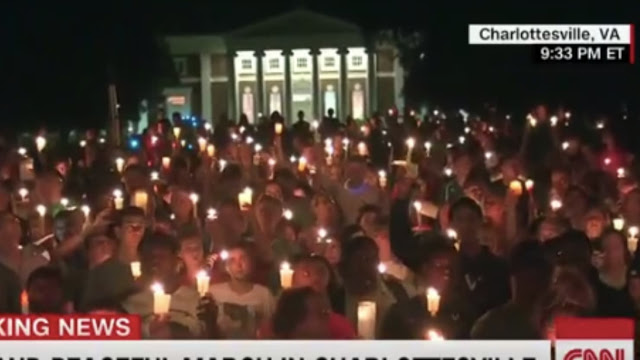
[0, 315, 141, 340]
[0, 315, 635, 360]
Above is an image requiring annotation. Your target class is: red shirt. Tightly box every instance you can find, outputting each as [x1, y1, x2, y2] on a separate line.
[258, 312, 356, 339]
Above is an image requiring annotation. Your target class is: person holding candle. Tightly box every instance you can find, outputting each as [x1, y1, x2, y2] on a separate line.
[382, 238, 473, 339]
[169, 186, 200, 232]
[208, 243, 275, 339]
[115, 206, 147, 263]
[590, 229, 635, 318]
[177, 227, 207, 289]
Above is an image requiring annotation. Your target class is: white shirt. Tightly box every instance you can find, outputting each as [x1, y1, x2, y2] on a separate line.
[209, 282, 275, 339]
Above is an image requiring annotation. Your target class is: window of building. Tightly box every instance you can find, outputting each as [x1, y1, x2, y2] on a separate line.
[174, 58, 187, 76]
[323, 57, 336, 69]
[296, 57, 308, 69]
[351, 55, 363, 67]
[241, 59, 253, 70]
[268, 58, 281, 71]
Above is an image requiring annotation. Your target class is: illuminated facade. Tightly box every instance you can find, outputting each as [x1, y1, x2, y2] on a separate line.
[163, 9, 405, 123]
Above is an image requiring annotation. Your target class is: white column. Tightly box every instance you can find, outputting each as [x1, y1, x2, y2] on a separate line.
[338, 47, 349, 119]
[310, 48, 320, 120]
[200, 53, 212, 121]
[226, 51, 237, 120]
[366, 48, 377, 116]
[255, 50, 265, 117]
[283, 49, 293, 121]
[393, 50, 405, 113]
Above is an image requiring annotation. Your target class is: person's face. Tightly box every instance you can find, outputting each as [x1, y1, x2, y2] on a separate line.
[551, 172, 570, 195]
[483, 195, 504, 226]
[602, 232, 626, 267]
[179, 237, 204, 270]
[170, 190, 193, 219]
[538, 220, 561, 242]
[453, 155, 472, 177]
[293, 294, 331, 339]
[293, 263, 326, 292]
[28, 278, 64, 314]
[344, 243, 378, 295]
[143, 246, 178, 281]
[256, 200, 282, 231]
[264, 184, 283, 202]
[421, 253, 453, 292]
[313, 196, 334, 221]
[55, 162, 69, 178]
[450, 207, 482, 244]
[0, 213, 21, 249]
[584, 209, 606, 239]
[359, 211, 378, 237]
[87, 235, 116, 268]
[226, 248, 251, 281]
[117, 215, 145, 246]
[322, 241, 341, 265]
[53, 218, 67, 241]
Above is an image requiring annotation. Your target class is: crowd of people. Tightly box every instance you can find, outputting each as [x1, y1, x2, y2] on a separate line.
[0, 105, 638, 341]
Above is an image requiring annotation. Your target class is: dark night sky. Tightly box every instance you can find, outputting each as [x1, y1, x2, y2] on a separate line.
[1, 0, 639, 132]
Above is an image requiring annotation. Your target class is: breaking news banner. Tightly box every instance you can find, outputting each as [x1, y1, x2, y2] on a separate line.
[468, 24, 635, 64]
[0, 315, 635, 360]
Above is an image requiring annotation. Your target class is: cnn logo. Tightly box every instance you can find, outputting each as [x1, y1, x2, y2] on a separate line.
[563, 348, 625, 360]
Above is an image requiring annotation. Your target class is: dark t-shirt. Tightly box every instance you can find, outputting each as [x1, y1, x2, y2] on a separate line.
[0, 262, 20, 313]
[593, 277, 635, 318]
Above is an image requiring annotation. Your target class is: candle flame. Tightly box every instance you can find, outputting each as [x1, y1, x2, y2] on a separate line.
[112, 189, 123, 198]
[283, 209, 293, 220]
[629, 226, 639, 237]
[219, 249, 229, 260]
[151, 282, 164, 294]
[207, 208, 218, 220]
[280, 262, 291, 271]
[377, 263, 387, 274]
[36, 204, 46, 217]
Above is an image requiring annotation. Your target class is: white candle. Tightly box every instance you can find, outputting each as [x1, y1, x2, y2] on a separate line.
[198, 137, 207, 153]
[426, 329, 445, 341]
[162, 157, 171, 170]
[405, 138, 415, 162]
[206, 144, 216, 158]
[173, 126, 181, 139]
[357, 142, 368, 156]
[275, 123, 283, 135]
[36, 204, 47, 234]
[613, 217, 625, 231]
[297, 157, 307, 172]
[60, 198, 70, 208]
[628, 226, 639, 254]
[115, 157, 125, 173]
[206, 208, 218, 220]
[550, 116, 558, 127]
[132, 190, 148, 213]
[413, 201, 423, 227]
[377, 263, 387, 274]
[18, 187, 29, 202]
[424, 141, 432, 157]
[617, 168, 626, 178]
[268, 158, 276, 179]
[525, 179, 534, 192]
[238, 187, 253, 209]
[80, 205, 91, 227]
[150, 171, 160, 181]
[113, 189, 124, 210]
[196, 270, 210, 297]
[426, 287, 440, 316]
[550, 199, 563, 212]
[280, 262, 293, 289]
[130, 261, 141, 279]
[35, 136, 47, 152]
[357, 301, 376, 339]
[283, 209, 293, 220]
[378, 170, 387, 188]
[189, 193, 199, 218]
[151, 283, 171, 315]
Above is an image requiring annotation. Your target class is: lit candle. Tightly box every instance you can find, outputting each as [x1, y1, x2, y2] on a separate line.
[550, 199, 563, 212]
[297, 157, 307, 172]
[596, 121, 605, 129]
[275, 123, 283, 135]
[509, 180, 523, 196]
[405, 138, 415, 162]
[35, 136, 47, 152]
[413, 201, 423, 227]
[206, 208, 218, 220]
[151, 283, 171, 315]
[458, 136, 465, 145]
[18, 147, 27, 156]
[604, 157, 611, 166]
[18, 187, 29, 202]
[219, 159, 227, 172]
[565, 111, 571, 119]
[238, 187, 253, 209]
[562, 142, 569, 151]
[173, 126, 181, 139]
[378, 170, 387, 188]
[443, 167, 453, 177]
[613, 217, 625, 231]
[196, 270, 210, 297]
[342, 138, 350, 157]
[550, 116, 558, 127]
[60, 198, 69, 208]
[197, 137, 207, 153]
[357, 141, 368, 156]
[113, 189, 124, 210]
[36, 204, 46, 235]
[424, 141, 432, 157]
[377, 263, 387, 274]
[80, 205, 91, 228]
[525, 179, 534, 192]
[527, 114, 537, 127]
[357, 301, 376, 339]
[280, 262, 293, 289]
[20, 290, 29, 314]
[150, 171, 159, 181]
[219, 249, 229, 261]
[115, 157, 125, 173]
[162, 157, 171, 170]
[426, 329, 445, 341]
[207, 144, 216, 158]
[79, 140, 87, 148]
[617, 168, 626, 178]
[317, 228, 328, 242]
[268, 158, 276, 179]
[446, 228, 458, 241]
[189, 193, 199, 218]
[628, 226, 639, 254]
[283, 209, 293, 220]
[130, 261, 141, 279]
[253, 144, 263, 165]
[426, 287, 440, 316]
[132, 190, 148, 213]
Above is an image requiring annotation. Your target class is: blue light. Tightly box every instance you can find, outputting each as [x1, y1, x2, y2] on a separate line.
[187, 144, 194, 150]
[129, 138, 140, 150]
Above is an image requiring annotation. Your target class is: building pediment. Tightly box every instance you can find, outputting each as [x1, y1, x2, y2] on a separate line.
[227, 9, 361, 38]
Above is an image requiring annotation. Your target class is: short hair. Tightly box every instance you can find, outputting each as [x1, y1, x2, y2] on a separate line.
[294, 254, 330, 281]
[508, 241, 551, 276]
[357, 204, 382, 224]
[415, 234, 457, 268]
[123, 164, 149, 177]
[448, 196, 483, 221]
[138, 231, 179, 256]
[116, 206, 146, 226]
[339, 236, 377, 271]
[176, 225, 201, 243]
[26, 266, 64, 289]
[271, 287, 317, 338]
